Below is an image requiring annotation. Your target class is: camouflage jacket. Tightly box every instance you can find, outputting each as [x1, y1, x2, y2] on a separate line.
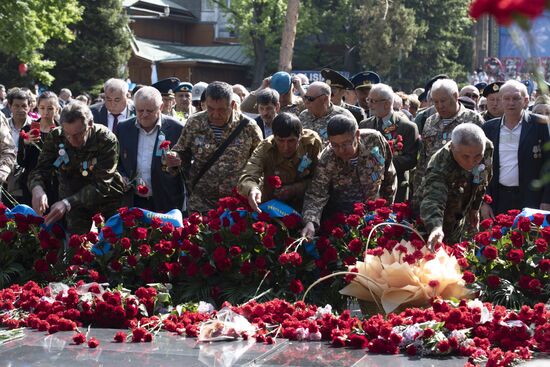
[0, 115, 15, 183]
[172, 110, 262, 213]
[240, 93, 305, 116]
[28, 124, 125, 211]
[419, 141, 493, 244]
[414, 105, 484, 193]
[299, 104, 356, 141]
[302, 129, 397, 226]
[237, 129, 323, 211]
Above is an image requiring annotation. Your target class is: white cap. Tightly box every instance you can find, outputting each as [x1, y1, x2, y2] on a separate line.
[192, 82, 208, 101]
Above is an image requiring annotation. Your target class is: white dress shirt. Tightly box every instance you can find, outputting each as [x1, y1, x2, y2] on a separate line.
[499, 116, 522, 187]
[135, 117, 161, 196]
[108, 106, 128, 131]
[9, 116, 31, 154]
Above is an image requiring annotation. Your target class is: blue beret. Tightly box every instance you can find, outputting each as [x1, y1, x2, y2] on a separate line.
[174, 82, 193, 93]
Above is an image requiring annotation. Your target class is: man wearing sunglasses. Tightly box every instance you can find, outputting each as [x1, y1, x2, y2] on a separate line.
[301, 115, 396, 239]
[299, 81, 355, 142]
[321, 68, 366, 123]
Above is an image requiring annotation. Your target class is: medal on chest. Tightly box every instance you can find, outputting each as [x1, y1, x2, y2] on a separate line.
[53, 143, 70, 168]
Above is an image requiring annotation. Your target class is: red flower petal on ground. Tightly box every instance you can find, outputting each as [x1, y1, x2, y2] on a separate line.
[72, 333, 86, 345]
[87, 337, 100, 348]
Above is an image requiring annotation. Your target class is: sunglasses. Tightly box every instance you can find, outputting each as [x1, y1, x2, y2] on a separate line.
[304, 94, 326, 102]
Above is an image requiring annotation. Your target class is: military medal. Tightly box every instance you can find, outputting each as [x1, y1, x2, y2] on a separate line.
[442, 132, 448, 145]
[370, 146, 385, 165]
[53, 143, 69, 168]
[82, 161, 89, 176]
[297, 153, 312, 174]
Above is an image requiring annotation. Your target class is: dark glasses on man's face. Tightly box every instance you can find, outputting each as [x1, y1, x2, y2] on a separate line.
[304, 94, 326, 102]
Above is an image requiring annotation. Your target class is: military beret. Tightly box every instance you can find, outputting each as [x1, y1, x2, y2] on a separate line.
[174, 82, 193, 93]
[321, 68, 354, 90]
[522, 80, 534, 95]
[271, 71, 292, 95]
[350, 71, 380, 90]
[482, 82, 503, 97]
[418, 74, 449, 102]
[475, 82, 487, 94]
[152, 77, 181, 98]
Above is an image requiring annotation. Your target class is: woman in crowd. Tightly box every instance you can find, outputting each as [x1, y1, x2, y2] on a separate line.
[17, 91, 60, 206]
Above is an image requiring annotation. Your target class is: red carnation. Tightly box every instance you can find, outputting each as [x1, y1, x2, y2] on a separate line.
[482, 245, 498, 260]
[462, 271, 476, 284]
[87, 337, 100, 348]
[34, 259, 49, 273]
[29, 128, 40, 137]
[92, 213, 104, 226]
[348, 334, 369, 349]
[483, 194, 492, 204]
[266, 175, 282, 189]
[132, 327, 147, 342]
[159, 140, 171, 150]
[507, 249, 524, 264]
[114, 331, 126, 343]
[535, 238, 548, 253]
[137, 185, 149, 195]
[289, 279, 304, 294]
[428, 280, 440, 288]
[532, 213, 545, 226]
[72, 333, 86, 345]
[347, 238, 363, 253]
[437, 339, 451, 353]
[487, 275, 501, 288]
[539, 258, 550, 272]
[19, 130, 30, 141]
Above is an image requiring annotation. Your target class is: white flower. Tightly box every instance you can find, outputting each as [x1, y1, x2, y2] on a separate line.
[197, 301, 215, 314]
[314, 304, 332, 319]
[295, 327, 309, 341]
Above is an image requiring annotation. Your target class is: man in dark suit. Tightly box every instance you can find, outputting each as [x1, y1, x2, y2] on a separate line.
[359, 83, 420, 203]
[116, 86, 185, 213]
[481, 80, 550, 218]
[90, 78, 135, 132]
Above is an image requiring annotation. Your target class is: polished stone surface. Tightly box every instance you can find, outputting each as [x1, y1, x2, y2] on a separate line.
[0, 328, 537, 367]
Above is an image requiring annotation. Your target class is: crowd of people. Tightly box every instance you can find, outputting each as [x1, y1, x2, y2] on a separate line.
[0, 69, 549, 246]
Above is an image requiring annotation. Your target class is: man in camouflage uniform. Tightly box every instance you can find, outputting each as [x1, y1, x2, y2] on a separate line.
[301, 115, 396, 238]
[299, 81, 355, 142]
[241, 71, 306, 116]
[412, 78, 484, 214]
[238, 112, 322, 212]
[415, 74, 448, 134]
[321, 68, 366, 123]
[0, 113, 15, 190]
[29, 101, 125, 234]
[419, 123, 493, 246]
[168, 81, 263, 213]
[360, 83, 419, 203]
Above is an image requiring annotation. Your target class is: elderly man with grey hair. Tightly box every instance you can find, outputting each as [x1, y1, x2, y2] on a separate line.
[299, 81, 355, 141]
[412, 78, 484, 214]
[90, 78, 135, 132]
[116, 86, 185, 213]
[29, 101, 125, 234]
[359, 83, 419, 202]
[418, 123, 493, 245]
[481, 79, 550, 218]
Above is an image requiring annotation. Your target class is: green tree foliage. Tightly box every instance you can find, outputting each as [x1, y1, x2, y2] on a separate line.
[355, 0, 425, 88]
[212, 0, 287, 86]
[0, 0, 83, 85]
[398, 0, 474, 91]
[44, 0, 132, 95]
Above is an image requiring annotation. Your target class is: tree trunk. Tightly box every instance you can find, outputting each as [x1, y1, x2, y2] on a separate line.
[278, 0, 300, 72]
[252, 36, 267, 87]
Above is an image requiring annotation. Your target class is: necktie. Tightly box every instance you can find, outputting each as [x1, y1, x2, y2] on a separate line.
[112, 113, 121, 133]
